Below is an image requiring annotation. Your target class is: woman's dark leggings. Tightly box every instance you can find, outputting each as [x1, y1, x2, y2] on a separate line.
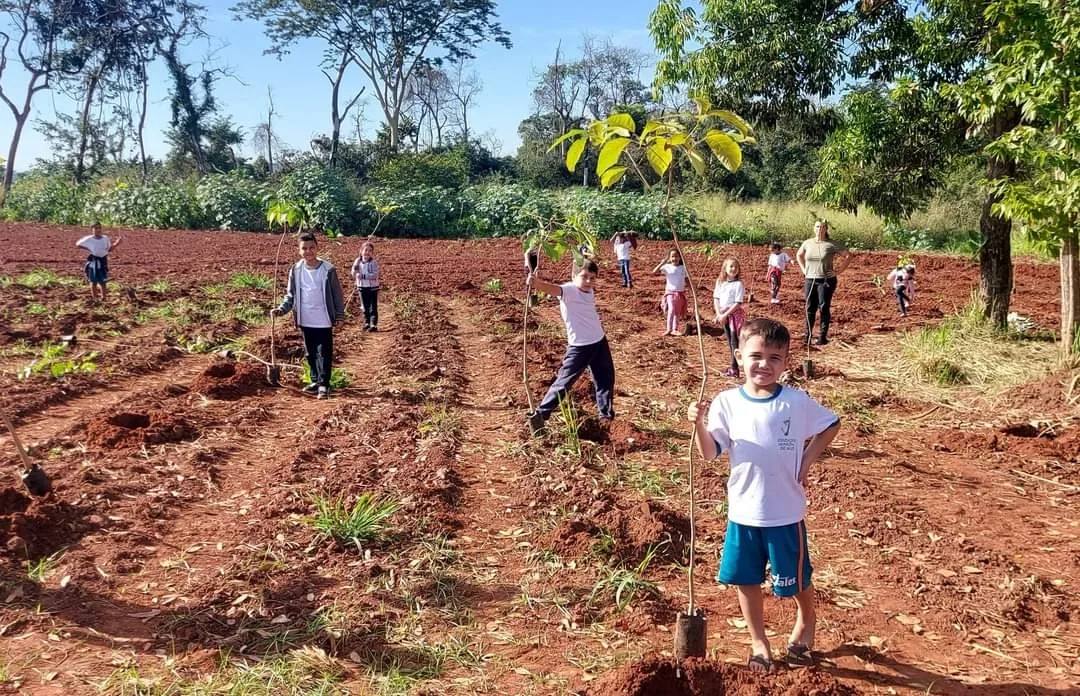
[804, 277, 838, 340]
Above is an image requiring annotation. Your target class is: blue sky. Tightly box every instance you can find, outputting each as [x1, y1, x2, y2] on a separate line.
[2, 0, 662, 167]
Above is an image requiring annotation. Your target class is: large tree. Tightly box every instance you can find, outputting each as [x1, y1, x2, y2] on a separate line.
[650, 0, 1018, 328]
[0, 0, 88, 203]
[233, 0, 367, 167]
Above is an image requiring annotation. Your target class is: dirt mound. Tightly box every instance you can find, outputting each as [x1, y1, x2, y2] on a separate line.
[85, 410, 198, 450]
[586, 655, 856, 696]
[579, 417, 661, 454]
[190, 360, 269, 400]
[0, 490, 93, 558]
[547, 498, 689, 565]
[999, 369, 1076, 414]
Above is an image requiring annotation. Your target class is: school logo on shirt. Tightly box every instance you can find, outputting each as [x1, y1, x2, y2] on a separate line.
[777, 417, 796, 452]
[782, 418, 791, 436]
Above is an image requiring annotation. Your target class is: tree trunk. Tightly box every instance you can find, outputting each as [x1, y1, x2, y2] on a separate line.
[138, 63, 149, 182]
[329, 61, 344, 168]
[979, 109, 1019, 329]
[1061, 228, 1080, 354]
[1, 111, 29, 206]
[75, 69, 103, 184]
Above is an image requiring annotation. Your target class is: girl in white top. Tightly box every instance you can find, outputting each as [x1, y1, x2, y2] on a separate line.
[653, 249, 688, 336]
[766, 242, 792, 304]
[350, 242, 381, 330]
[611, 231, 635, 288]
[75, 222, 122, 303]
[713, 257, 746, 378]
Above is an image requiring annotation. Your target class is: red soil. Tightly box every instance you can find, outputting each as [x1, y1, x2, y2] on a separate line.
[190, 360, 271, 400]
[85, 409, 198, 450]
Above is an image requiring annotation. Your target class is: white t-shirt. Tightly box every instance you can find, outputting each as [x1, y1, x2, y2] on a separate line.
[558, 282, 605, 347]
[614, 240, 633, 261]
[713, 279, 745, 308]
[661, 263, 686, 292]
[887, 268, 908, 289]
[706, 385, 838, 527]
[352, 258, 380, 288]
[297, 262, 331, 328]
[77, 235, 111, 257]
[768, 252, 792, 271]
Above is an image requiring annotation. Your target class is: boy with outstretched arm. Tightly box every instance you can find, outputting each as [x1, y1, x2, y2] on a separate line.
[270, 233, 346, 399]
[525, 259, 615, 436]
[687, 318, 840, 672]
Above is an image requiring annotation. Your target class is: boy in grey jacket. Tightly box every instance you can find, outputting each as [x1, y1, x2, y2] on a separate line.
[270, 233, 346, 399]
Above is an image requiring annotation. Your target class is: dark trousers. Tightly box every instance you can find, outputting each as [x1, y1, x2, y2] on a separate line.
[537, 337, 615, 420]
[769, 270, 781, 300]
[895, 286, 909, 315]
[804, 277, 838, 340]
[618, 260, 632, 287]
[724, 321, 740, 372]
[360, 287, 379, 327]
[301, 326, 333, 387]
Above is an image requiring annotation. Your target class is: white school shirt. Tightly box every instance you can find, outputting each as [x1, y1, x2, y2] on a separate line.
[558, 282, 605, 347]
[77, 235, 111, 257]
[713, 280, 745, 308]
[706, 385, 838, 527]
[768, 252, 791, 271]
[297, 262, 332, 328]
[614, 240, 633, 261]
[660, 263, 686, 292]
[352, 258, 380, 288]
[887, 268, 908, 289]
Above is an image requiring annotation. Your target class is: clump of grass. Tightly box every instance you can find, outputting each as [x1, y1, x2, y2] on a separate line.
[299, 364, 350, 390]
[26, 303, 49, 316]
[417, 405, 462, 448]
[898, 297, 1055, 390]
[554, 395, 581, 457]
[825, 391, 879, 435]
[26, 550, 63, 582]
[483, 278, 503, 294]
[15, 269, 78, 288]
[18, 344, 97, 380]
[229, 272, 273, 291]
[146, 279, 172, 293]
[308, 493, 399, 548]
[589, 544, 660, 611]
[391, 293, 419, 321]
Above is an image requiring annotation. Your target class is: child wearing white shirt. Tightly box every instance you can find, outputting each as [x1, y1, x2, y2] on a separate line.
[652, 249, 687, 336]
[525, 260, 615, 436]
[688, 318, 840, 673]
[713, 257, 746, 378]
[350, 241, 381, 331]
[75, 222, 122, 303]
[611, 231, 635, 288]
[766, 242, 792, 304]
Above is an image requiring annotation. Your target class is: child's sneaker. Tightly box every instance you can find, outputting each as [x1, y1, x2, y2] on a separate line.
[771, 298, 780, 304]
[317, 386, 329, 400]
[527, 410, 545, 437]
[302, 383, 319, 394]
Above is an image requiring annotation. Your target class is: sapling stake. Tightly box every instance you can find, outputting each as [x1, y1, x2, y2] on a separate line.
[267, 226, 289, 387]
[522, 244, 540, 413]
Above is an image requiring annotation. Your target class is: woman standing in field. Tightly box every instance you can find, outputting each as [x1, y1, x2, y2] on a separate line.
[796, 220, 851, 345]
[76, 222, 121, 303]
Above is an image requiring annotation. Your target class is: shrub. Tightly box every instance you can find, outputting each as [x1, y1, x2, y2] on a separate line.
[560, 189, 698, 239]
[3, 172, 87, 224]
[372, 149, 469, 189]
[464, 183, 556, 236]
[276, 165, 355, 234]
[359, 185, 466, 237]
[89, 180, 204, 229]
[196, 172, 270, 231]
[308, 493, 399, 547]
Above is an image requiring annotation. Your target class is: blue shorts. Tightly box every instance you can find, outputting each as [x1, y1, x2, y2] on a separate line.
[717, 520, 812, 597]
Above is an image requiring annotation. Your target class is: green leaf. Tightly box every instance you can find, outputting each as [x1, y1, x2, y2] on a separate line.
[704, 130, 742, 171]
[706, 109, 753, 135]
[692, 95, 712, 115]
[547, 129, 586, 152]
[565, 138, 587, 172]
[607, 112, 637, 134]
[685, 147, 707, 176]
[600, 166, 628, 190]
[597, 137, 631, 176]
[646, 140, 674, 176]
[587, 121, 607, 145]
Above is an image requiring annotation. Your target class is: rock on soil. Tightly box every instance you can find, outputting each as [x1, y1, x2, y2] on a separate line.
[586, 655, 857, 696]
[190, 360, 270, 400]
[85, 410, 198, 450]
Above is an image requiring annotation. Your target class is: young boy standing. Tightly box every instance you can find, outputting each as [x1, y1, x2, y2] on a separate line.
[76, 222, 122, 303]
[271, 233, 346, 399]
[526, 259, 615, 436]
[687, 318, 840, 672]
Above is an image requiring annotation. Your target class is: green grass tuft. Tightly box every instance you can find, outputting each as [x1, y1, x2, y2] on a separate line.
[229, 272, 273, 291]
[307, 493, 399, 548]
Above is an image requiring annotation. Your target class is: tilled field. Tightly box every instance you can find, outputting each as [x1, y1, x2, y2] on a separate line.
[0, 221, 1075, 695]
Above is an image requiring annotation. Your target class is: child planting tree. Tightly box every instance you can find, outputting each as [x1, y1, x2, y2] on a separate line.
[687, 318, 840, 672]
[525, 259, 615, 436]
[270, 233, 346, 399]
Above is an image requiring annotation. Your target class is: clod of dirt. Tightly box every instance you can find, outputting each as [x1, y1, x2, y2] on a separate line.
[85, 410, 198, 450]
[586, 655, 857, 696]
[0, 487, 31, 515]
[0, 495, 93, 559]
[190, 360, 270, 400]
[578, 417, 661, 454]
[546, 498, 689, 565]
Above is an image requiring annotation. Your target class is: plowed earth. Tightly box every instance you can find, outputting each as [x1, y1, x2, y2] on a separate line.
[0, 221, 1075, 695]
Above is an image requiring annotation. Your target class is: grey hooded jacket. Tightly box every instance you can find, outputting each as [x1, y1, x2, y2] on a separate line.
[276, 259, 346, 328]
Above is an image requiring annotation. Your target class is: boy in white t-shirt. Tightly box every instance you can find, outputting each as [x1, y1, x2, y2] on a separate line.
[271, 233, 346, 399]
[610, 231, 635, 288]
[766, 242, 792, 304]
[687, 318, 840, 672]
[75, 222, 122, 303]
[525, 259, 615, 436]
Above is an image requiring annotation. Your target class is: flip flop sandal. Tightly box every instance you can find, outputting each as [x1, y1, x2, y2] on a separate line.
[785, 643, 816, 667]
[746, 653, 774, 673]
